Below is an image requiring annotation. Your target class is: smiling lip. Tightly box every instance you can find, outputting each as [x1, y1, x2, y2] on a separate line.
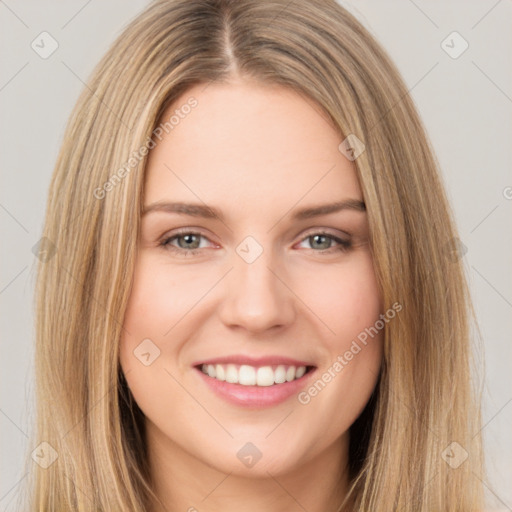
[192, 355, 317, 408]
[193, 355, 313, 367]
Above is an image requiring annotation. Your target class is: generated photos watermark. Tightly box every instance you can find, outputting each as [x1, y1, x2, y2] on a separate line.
[93, 96, 198, 199]
[297, 301, 402, 405]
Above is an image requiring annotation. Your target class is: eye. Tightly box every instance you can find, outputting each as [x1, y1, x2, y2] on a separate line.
[296, 231, 352, 254]
[159, 229, 352, 257]
[159, 230, 213, 257]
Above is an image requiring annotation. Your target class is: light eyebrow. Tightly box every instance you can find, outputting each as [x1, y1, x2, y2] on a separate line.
[291, 199, 366, 220]
[142, 201, 223, 220]
[142, 199, 366, 221]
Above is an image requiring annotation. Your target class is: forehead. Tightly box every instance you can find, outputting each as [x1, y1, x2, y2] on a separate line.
[144, 81, 362, 215]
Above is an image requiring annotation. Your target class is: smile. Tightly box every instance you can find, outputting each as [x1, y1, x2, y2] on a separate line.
[199, 363, 311, 386]
[193, 356, 317, 408]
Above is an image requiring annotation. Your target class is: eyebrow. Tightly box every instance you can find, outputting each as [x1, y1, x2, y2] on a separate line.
[142, 199, 366, 221]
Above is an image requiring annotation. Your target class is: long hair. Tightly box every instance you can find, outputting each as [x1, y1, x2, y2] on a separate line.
[27, 0, 484, 509]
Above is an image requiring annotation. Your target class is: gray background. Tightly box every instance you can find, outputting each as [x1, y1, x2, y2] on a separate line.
[1, 1, 510, 510]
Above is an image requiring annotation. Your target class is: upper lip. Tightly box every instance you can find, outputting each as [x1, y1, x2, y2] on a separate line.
[193, 355, 315, 368]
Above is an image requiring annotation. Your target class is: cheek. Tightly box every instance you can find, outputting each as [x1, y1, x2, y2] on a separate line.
[118, 256, 193, 424]
[120, 256, 171, 373]
[120, 255, 198, 356]
[298, 251, 382, 347]
[293, 251, 383, 410]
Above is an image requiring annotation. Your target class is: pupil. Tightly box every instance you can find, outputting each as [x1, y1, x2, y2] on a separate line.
[181, 234, 199, 249]
[312, 235, 329, 250]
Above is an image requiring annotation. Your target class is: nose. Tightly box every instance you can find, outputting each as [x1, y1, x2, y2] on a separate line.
[217, 243, 296, 334]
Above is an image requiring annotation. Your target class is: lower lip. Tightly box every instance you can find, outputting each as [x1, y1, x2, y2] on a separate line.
[195, 367, 316, 408]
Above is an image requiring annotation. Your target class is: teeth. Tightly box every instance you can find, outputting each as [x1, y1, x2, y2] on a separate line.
[200, 363, 309, 386]
[215, 364, 226, 381]
[274, 365, 287, 384]
[256, 366, 274, 387]
[239, 365, 256, 385]
[295, 366, 306, 378]
[225, 364, 238, 383]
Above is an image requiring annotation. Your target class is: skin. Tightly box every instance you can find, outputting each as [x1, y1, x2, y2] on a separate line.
[119, 78, 383, 512]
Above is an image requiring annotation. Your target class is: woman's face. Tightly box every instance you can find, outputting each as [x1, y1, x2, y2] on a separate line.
[120, 79, 383, 478]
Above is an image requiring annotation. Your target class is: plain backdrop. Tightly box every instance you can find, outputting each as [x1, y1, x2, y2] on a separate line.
[1, 1, 511, 510]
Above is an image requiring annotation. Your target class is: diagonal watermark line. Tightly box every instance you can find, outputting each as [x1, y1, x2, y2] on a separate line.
[473, 471, 512, 511]
[268, 0, 297, 25]
[58, 197, 97, 251]
[163, 267, 234, 336]
[0, 472, 28, 504]
[163, 163, 233, 233]
[367, 365, 441, 442]
[0, 62, 29, 92]
[470, 204, 499, 233]
[61, 60, 132, 129]
[0, 408, 28, 438]
[472, 396, 512, 439]
[64, 474, 97, 507]
[472, 61, 512, 104]
[266, 410, 294, 438]
[398, 399, 440, 440]
[370, 61, 439, 133]
[267, 163, 336, 233]
[61, 0, 93, 29]
[396, 470, 440, 512]
[62, 368, 131, 439]
[407, 0, 439, 29]
[0, 0, 29, 28]
[200, 79, 215, 94]
[471, 0, 504, 30]
[0, 266, 27, 295]
[201, 472, 233, 502]
[266, 471, 310, 512]
[266, 266, 336, 335]
[60, 265, 132, 336]
[0, 202, 29, 233]
[164, 368, 234, 438]
[471, 266, 512, 308]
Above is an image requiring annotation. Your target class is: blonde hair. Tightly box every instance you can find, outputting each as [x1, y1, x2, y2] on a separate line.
[27, 0, 484, 510]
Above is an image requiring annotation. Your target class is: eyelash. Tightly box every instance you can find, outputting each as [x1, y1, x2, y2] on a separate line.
[158, 229, 352, 257]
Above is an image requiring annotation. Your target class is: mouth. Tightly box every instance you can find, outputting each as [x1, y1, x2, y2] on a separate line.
[192, 357, 317, 408]
[196, 363, 315, 386]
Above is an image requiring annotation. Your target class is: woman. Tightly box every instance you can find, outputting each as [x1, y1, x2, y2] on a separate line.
[29, 0, 484, 510]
